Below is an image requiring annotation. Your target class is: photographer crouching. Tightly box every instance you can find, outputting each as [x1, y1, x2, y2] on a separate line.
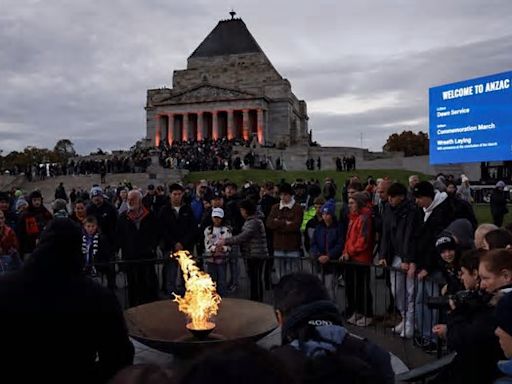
[430, 249, 506, 383]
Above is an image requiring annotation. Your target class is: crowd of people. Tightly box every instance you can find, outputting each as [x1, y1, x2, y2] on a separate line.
[2, 171, 512, 383]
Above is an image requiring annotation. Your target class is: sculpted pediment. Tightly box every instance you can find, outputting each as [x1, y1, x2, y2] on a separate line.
[152, 85, 256, 105]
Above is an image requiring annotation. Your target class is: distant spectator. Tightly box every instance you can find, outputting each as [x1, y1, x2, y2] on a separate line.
[491, 181, 508, 227]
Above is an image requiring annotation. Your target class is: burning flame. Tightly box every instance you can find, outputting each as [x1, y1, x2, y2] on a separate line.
[172, 250, 222, 330]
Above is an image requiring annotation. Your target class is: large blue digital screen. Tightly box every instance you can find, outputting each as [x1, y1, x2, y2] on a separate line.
[429, 71, 512, 164]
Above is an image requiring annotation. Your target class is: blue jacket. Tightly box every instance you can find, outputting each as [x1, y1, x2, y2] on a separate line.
[311, 220, 343, 273]
[190, 196, 204, 223]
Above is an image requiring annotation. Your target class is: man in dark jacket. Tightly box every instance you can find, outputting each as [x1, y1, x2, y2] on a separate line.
[116, 190, 159, 307]
[158, 183, 196, 296]
[86, 186, 118, 244]
[412, 181, 455, 349]
[378, 183, 418, 338]
[0, 218, 134, 383]
[17, 190, 53, 258]
[272, 273, 394, 384]
[259, 182, 279, 289]
[142, 184, 166, 215]
[491, 181, 509, 227]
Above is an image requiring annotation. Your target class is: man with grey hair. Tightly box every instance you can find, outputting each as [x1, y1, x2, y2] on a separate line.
[116, 189, 159, 306]
[407, 175, 420, 200]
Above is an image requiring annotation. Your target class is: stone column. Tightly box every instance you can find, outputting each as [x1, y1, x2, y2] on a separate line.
[182, 113, 189, 142]
[227, 109, 235, 140]
[155, 114, 161, 146]
[257, 109, 265, 144]
[242, 109, 250, 141]
[196, 112, 204, 141]
[212, 111, 219, 140]
[167, 113, 174, 144]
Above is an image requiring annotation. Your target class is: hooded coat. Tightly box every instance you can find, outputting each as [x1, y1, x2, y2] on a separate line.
[0, 218, 134, 383]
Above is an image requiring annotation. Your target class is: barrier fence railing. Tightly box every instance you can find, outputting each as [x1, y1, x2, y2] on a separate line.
[85, 255, 449, 357]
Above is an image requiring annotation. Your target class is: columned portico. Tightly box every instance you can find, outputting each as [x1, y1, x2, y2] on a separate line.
[153, 107, 266, 144]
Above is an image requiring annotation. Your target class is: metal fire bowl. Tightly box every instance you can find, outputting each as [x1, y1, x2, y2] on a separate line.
[125, 298, 278, 358]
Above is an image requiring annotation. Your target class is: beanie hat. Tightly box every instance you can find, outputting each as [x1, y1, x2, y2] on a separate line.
[211, 207, 224, 218]
[52, 199, 68, 213]
[14, 190, 23, 198]
[321, 200, 336, 216]
[413, 181, 435, 199]
[90, 186, 104, 198]
[15, 198, 28, 211]
[496, 291, 512, 337]
[435, 233, 457, 253]
[496, 181, 506, 189]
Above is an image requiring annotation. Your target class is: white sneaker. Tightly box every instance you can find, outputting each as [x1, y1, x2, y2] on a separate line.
[346, 313, 361, 325]
[400, 322, 414, 339]
[355, 316, 373, 327]
[392, 320, 404, 334]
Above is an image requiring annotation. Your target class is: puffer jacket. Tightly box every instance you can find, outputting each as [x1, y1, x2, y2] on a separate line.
[343, 207, 373, 264]
[225, 214, 268, 259]
[310, 220, 344, 273]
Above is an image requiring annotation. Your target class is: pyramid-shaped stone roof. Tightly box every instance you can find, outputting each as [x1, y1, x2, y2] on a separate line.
[189, 18, 264, 58]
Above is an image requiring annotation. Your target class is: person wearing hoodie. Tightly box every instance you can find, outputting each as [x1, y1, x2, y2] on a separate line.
[266, 183, 304, 279]
[310, 199, 344, 296]
[378, 182, 418, 339]
[341, 191, 374, 327]
[0, 218, 134, 383]
[412, 181, 455, 350]
[491, 181, 509, 227]
[271, 273, 394, 384]
[16, 190, 53, 258]
[220, 199, 268, 302]
[495, 292, 512, 384]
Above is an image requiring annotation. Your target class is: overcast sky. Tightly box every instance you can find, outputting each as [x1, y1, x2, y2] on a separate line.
[1, 0, 511, 154]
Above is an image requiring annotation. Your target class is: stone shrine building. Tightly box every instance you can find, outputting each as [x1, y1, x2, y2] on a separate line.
[146, 13, 309, 147]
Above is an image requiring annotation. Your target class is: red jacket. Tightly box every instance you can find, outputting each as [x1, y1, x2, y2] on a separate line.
[0, 225, 19, 254]
[343, 207, 373, 264]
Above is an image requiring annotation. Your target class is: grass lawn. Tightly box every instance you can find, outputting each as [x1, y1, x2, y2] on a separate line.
[183, 169, 430, 189]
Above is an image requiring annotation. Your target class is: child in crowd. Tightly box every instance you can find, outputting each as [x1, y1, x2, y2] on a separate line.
[435, 233, 464, 296]
[82, 216, 111, 281]
[204, 208, 232, 296]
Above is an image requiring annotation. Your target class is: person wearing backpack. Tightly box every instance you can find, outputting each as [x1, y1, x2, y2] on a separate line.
[272, 272, 394, 384]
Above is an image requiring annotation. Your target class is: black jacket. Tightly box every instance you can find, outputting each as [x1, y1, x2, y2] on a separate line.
[224, 195, 244, 235]
[439, 293, 504, 384]
[86, 201, 118, 244]
[0, 219, 134, 383]
[379, 199, 418, 264]
[142, 193, 167, 215]
[491, 189, 508, 217]
[115, 211, 159, 260]
[414, 194, 455, 273]
[158, 204, 196, 253]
